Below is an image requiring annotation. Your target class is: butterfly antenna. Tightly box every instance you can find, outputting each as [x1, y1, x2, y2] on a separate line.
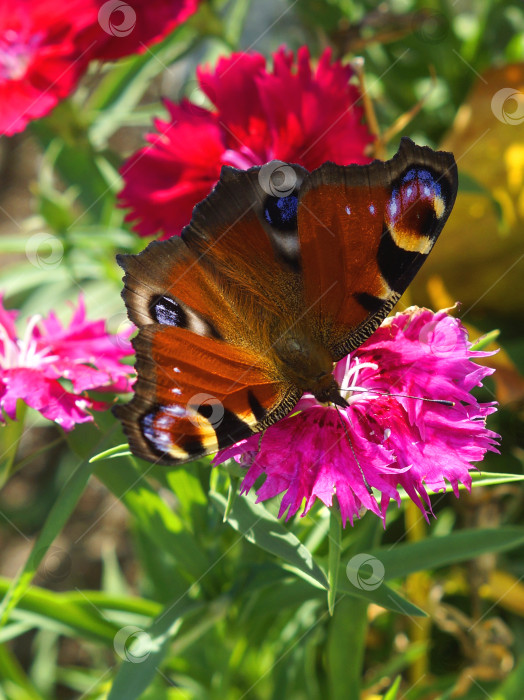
[335, 406, 374, 496]
[348, 388, 454, 406]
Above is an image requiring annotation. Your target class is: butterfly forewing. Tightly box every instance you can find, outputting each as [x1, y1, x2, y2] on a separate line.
[297, 138, 458, 359]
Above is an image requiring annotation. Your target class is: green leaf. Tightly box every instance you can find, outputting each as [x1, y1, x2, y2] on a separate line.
[327, 597, 367, 700]
[64, 592, 161, 619]
[0, 643, 44, 700]
[336, 567, 426, 617]
[89, 443, 131, 462]
[470, 330, 500, 350]
[210, 491, 329, 590]
[95, 457, 210, 585]
[470, 472, 524, 487]
[371, 527, 524, 580]
[87, 25, 201, 147]
[0, 579, 119, 644]
[493, 658, 524, 700]
[164, 467, 208, 529]
[0, 456, 95, 627]
[107, 596, 205, 700]
[397, 472, 524, 501]
[384, 676, 402, 700]
[31, 108, 114, 221]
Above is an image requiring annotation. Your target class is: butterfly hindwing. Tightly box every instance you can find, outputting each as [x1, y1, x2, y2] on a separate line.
[114, 325, 300, 465]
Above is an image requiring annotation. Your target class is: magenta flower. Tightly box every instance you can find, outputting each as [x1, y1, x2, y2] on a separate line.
[0, 295, 134, 430]
[215, 308, 500, 527]
[119, 46, 374, 239]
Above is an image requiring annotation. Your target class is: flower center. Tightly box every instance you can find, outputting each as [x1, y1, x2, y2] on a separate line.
[0, 29, 42, 81]
[338, 357, 379, 404]
[0, 315, 57, 370]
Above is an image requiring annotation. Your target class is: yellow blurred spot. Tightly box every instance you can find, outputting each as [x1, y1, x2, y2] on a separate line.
[469, 201, 487, 218]
[504, 143, 524, 193]
[426, 275, 455, 309]
[480, 570, 524, 617]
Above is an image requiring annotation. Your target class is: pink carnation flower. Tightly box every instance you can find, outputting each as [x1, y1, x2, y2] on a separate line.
[215, 308, 500, 527]
[0, 295, 134, 430]
[119, 46, 374, 239]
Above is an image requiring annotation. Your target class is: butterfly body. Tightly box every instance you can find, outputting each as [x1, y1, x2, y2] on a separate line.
[116, 138, 458, 465]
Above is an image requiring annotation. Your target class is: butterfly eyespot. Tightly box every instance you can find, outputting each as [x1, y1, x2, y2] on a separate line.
[141, 404, 186, 451]
[263, 194, 299, 231]
[150, 295, 187, 327]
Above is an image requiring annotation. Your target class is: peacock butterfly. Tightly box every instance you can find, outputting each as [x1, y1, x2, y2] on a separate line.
[115, 138, 458, 465]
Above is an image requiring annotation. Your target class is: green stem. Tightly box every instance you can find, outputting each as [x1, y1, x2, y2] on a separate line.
[328, 506, 342, 615]
[223, 475, 239, 522]
[0, 400, 27, 488]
